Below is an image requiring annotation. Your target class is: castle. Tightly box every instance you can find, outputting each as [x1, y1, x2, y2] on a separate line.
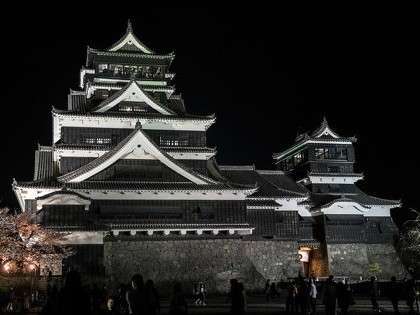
[12, 21, 405, 291]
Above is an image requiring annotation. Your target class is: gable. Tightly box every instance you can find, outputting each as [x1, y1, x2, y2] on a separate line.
[92, 81, 174, 115]
[57, 126, 214, 185]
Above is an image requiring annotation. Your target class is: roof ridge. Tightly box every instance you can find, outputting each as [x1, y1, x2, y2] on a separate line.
[218, 165, 255, 171]
[256, 169, 284, 175]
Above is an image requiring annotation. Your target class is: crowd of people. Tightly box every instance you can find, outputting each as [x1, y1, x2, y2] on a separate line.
[0, 271, 419, 314]
[265, 275, 418, 314]
[40, 271, 181, 315]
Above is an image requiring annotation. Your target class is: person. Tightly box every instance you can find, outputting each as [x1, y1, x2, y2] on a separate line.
[264, 279, 271, 302]
[369, 276, 381, 312]
[57, 270, 90, 315]
[309, 277, 317, 315]
[405, 279, 416, 314]
[322, 275, 337, 315]
[42, 283, 59, 315]
[269, 282, 280, 300]
[285, 280, 298, 314]
[296, 276, 309, 314]
[126, 274, 145, 315]
[238, 282, 247, 315]
[103, 297, 119, 315]
[228, 279, 245, 315]
[91, 283, 104, 315]
[115, 284, 129, 315]
[337, 278, 353, 315]
[169, 282, 188, 315]
[193, 283, 200, 305]
[6, 287, 17, 313]
[388, 276, 400, 314]
[145, 279, 160, 315]
[198, 282, 207, 306]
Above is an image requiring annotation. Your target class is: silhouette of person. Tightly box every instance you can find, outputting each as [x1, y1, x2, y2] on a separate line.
[269, 282, 279, 300]
[264, 279, 271, 302]
[285, 280, 298, 314]
[169, 282, 188, 315]
[126, 274, 145, 315]
[145, 279, 160, 315]
[322, 275, 337, 315]
[369, 276, 380, 312]
[308, 277, 317, 315]
[198, 282, 207, 306]
[388, 276, 400, 314]
[115, 284, 129, 315]
[405, 279, 416, 314]
[296, 276, 309, 314]
[229, 279, 245, 315]
[337, 278, 353, 315]
[58, 270, 89, 315]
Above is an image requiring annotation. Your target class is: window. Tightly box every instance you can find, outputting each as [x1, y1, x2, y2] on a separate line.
[160, 136, 188, 147]
[84, 137, 112, 145]
[294, 152, 303, 164]
[285, 158, 294, 170]
[327, 184, 340, 193]
[114, 65, 123, 75]
[336, 147, 348, 159]
[98, 64, 108, 73]
[119, 104, 147, 112]
[315, 147, 348, 160]
[315, 147, 330, 159]
[327, 166, 341, 173]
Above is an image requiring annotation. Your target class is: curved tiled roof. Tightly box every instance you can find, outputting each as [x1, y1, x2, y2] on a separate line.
[57, 125, 216, 185]
[306, 186, 401, 209]
[57, 127, 141, 183]
[219, 166, 308, 199]
[52, 107, 215, 122]
[105, 222, 251, 229]
[33, 147, 54, 181]
[15, 180, 253, 192]
[88, 81, 175, 92]
[91, 80, 175, 114]
[55, 143, 216, 154]
[311, 116, 340, 138]
[309, 172, 364, 178]
[107, 20, 155, 54]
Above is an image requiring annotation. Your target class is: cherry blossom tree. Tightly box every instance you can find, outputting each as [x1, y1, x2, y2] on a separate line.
[399, 208, 420, 276]
[0, 207, 73, 274]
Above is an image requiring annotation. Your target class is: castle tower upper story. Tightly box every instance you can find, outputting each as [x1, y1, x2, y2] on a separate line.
[273, 116, 361, 189]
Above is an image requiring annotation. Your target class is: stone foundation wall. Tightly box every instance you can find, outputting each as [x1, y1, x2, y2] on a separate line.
[327, 243, 405, 280]
[103, 238, 405, 293]
[104, 238, 300, 293]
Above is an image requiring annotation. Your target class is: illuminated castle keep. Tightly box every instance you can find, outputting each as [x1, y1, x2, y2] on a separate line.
[13, 21, 405, 288]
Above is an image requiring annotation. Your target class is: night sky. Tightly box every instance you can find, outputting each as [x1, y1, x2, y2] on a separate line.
[0, 8, 417, 224]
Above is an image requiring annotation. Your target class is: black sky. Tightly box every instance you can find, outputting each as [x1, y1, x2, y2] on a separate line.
[0, 7, 418, 222]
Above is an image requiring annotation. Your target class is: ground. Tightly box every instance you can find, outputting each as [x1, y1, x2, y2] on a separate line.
[21, 296, 420, 314]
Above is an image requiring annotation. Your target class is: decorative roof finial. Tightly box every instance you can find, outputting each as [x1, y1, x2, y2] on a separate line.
[322, 115, 329, 127]
[127, 19, 133, 33]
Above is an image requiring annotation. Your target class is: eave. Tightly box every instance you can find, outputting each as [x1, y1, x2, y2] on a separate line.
[273, 137, 355, 162]
[57, 125, 216, 185]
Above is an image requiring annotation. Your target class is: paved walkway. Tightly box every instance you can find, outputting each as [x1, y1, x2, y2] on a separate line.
[159, 296, 419, 314]
[22, 296, 420, 314]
